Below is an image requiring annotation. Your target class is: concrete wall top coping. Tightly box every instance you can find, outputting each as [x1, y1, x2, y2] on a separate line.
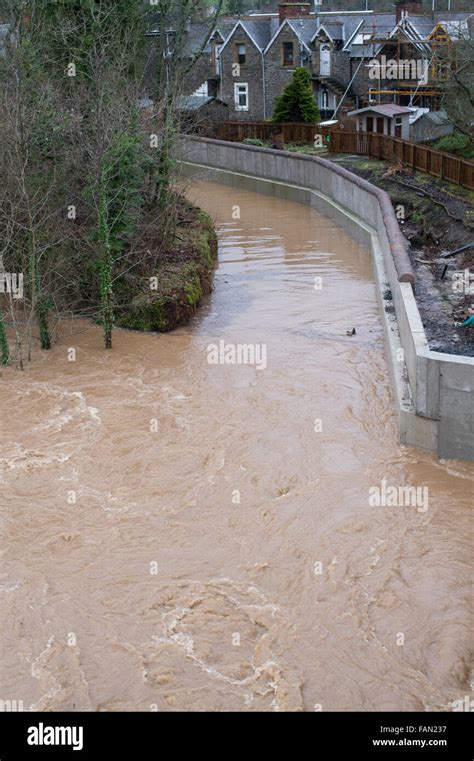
[419, 347, 474, 366]
[184, 136, 415, 285]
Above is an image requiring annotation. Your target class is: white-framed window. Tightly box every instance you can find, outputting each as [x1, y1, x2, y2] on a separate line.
[234, 82, 249, 111]
[318, 88, 335, 111]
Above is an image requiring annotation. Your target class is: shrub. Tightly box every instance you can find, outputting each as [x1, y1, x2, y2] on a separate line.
[432, 132, 474, 159]
[243, 137, 265, 146]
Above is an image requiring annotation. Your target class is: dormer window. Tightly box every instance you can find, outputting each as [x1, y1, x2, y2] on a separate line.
[235, 43, 246, 65]
[282, 41, 294, 66]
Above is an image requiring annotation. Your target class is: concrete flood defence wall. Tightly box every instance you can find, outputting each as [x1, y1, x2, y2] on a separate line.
[177, 137, 474, 462]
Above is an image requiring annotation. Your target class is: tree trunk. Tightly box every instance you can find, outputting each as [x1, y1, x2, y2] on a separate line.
[98, 174, 114, 350]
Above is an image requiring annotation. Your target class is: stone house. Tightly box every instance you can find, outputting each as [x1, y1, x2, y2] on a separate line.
[218, 18, 275, 121]
[174, 2, 473, 124]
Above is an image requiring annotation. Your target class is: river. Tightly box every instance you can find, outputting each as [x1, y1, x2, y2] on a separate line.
[0, 180, 472, 712]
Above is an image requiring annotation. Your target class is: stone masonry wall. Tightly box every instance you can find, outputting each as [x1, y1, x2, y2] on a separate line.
[219, 28, 265, 121]
[264, 27, 303, 118]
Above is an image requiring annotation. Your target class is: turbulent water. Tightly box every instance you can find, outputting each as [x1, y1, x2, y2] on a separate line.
[1, 180, 472, 712]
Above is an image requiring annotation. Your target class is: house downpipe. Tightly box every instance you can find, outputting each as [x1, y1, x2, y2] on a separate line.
[261, 50, 267, 120]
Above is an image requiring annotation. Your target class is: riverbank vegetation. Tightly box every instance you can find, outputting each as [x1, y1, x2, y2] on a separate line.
[0, 0, 221, 367]
[115, 197, 217, 333]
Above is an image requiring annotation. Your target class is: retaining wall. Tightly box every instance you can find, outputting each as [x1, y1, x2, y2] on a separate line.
[177, 137, 474, 461]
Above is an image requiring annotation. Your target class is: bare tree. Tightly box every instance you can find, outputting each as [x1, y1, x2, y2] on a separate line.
[0, 3, 75, 363]
[438, 28, 474, 143]
[0, 0, 225, 357]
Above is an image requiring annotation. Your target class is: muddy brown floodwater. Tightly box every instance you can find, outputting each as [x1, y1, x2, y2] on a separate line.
[0, 180, 472, 712]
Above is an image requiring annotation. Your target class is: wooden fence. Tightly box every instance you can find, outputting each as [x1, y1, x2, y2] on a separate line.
[204, 121, 474, 191]
[328, 131, 474, 190]
[205, 120, 330, 144]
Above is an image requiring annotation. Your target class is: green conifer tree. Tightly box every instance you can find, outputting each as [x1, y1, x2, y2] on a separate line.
[272, 68, 321, 124]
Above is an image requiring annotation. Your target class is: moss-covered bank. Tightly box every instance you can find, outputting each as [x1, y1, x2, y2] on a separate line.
[115, 197, 218, 332]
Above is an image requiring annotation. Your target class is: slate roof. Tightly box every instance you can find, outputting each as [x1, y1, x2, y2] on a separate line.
[286, 17, 320, 46]
[240, 18, 274, 49]
[284, 15, 363, 47]
[171, 10, 473, 60]
[435, 12, 473, 23]
[410, 108, 449, 125]
[181, 23, 211, 56]
[434, 15, 472, 39]
[314, 12, 372, 45]
[317, 21, 345, 41]
[180, 18, 237, 57]
[346, 14, 397, 58]
[407, 18, 439, 38]
[335, 15, 366, 42]
[347, 12, 473, 58]
[176, 95, 225, 111]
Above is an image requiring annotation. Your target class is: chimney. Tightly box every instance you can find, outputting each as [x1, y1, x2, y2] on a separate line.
[395, 0, 423, 24]
[278, 3, 311, 25]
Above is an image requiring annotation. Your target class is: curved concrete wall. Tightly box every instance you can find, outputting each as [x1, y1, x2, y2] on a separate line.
[177, 137, 474, 462]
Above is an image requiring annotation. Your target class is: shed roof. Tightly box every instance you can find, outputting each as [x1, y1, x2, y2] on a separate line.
[418, 109, 449, 125]
[348, 104, 412, 117]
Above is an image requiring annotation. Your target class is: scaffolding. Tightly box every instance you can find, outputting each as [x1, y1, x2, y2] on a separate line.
[361, 17, 453, 108]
